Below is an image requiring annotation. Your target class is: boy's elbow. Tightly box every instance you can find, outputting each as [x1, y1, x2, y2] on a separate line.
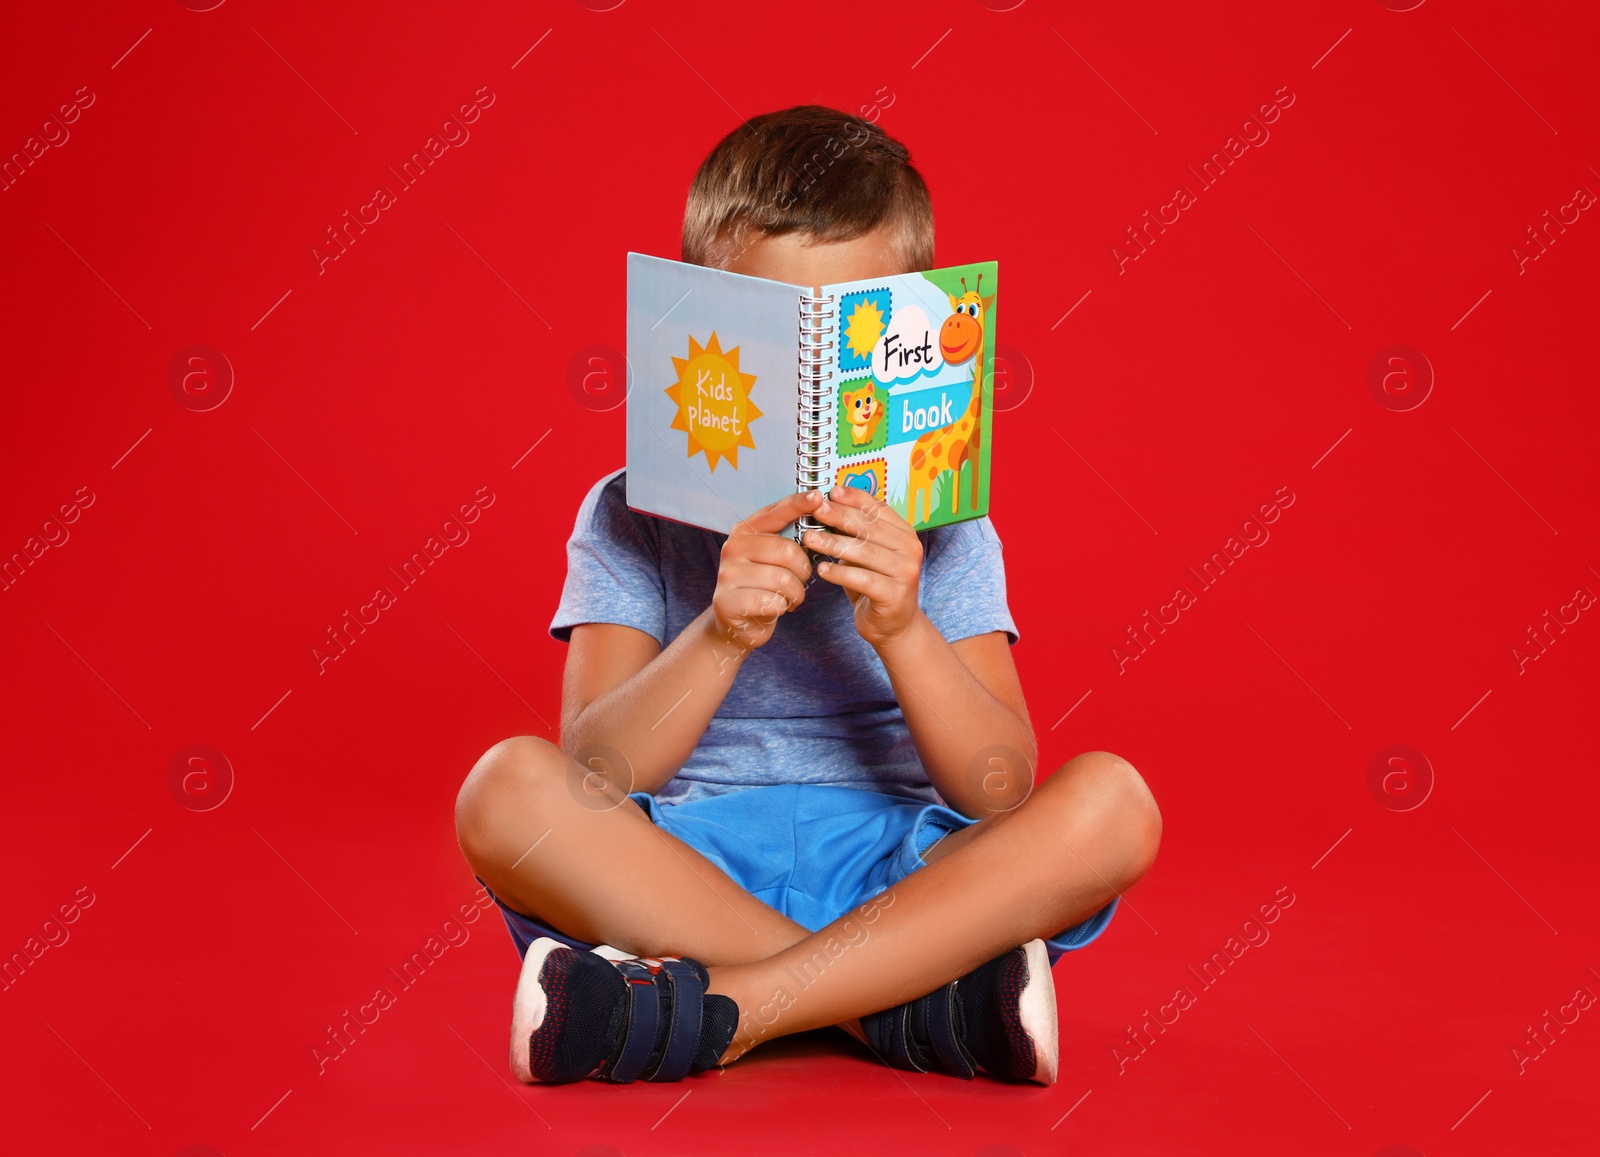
[953, 738, 1040, 818]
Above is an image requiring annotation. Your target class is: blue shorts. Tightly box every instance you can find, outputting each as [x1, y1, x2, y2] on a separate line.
[486, 783, 1117, 967]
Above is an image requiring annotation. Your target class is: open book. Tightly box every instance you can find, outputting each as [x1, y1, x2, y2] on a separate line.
[625, 253, 998, 536]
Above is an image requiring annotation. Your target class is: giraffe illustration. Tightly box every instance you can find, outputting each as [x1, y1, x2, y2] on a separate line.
[905, 275, 995, 526]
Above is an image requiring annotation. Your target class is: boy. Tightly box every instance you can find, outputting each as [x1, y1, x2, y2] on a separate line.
[455, 106, 1161, 1086]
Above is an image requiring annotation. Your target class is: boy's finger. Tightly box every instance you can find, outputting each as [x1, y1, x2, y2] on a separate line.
[801, 527, 901, 577]
[724, 560, 807, 612]
[825, 484, 906, 522]
[723, 593, 785, 628]
[735, 490, 823, 536]
[813, 488, 912, 545]
[731, 532, 813, 582]
[815, 558, 894, 604]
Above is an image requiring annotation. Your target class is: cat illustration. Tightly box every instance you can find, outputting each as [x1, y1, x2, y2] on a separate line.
[842, 384, 884, 446]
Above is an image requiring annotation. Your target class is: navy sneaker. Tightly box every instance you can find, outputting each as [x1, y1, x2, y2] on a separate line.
[862, 939, 1058, 1084]
[509, 937, 740, 1084]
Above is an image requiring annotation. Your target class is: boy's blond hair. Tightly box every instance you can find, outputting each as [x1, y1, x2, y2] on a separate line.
[682, 106, 934, 273]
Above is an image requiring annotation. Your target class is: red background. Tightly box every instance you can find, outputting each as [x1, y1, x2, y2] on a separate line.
[3, 2, 1596, 1154]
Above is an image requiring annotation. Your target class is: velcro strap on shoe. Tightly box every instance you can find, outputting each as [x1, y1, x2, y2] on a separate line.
[606, 961, 661, 1083]
[926, 981, 977, 1079]
[644, 959, 704, 1081]
[862, 1003, 929, 1073]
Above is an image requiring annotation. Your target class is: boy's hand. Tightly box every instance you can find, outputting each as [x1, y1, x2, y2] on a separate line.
[712, 490, 819, 651]
[804, 486, 923, 648]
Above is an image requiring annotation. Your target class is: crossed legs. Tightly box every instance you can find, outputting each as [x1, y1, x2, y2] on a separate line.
[455, 737, 1160, 1064]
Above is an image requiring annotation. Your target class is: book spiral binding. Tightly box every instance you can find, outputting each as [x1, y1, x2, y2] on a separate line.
[796, 291, 836, 547]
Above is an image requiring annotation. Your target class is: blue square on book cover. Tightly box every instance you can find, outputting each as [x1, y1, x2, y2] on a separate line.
[838, 287, 891, 373]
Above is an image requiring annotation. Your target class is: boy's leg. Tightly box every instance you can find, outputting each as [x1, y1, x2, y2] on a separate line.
[455, 736, 811, 965]
[706, 750, 1162, 1061]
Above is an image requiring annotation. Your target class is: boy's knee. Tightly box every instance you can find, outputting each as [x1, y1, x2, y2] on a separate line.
[1052, 750, 1162, 888]
[455, 736, 565, 860]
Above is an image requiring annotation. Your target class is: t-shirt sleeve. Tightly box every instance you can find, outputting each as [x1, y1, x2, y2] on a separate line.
[918, 516, 1020, 645]
[549, 470, 668, 645]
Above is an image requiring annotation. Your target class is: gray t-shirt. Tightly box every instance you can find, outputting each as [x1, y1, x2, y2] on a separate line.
[551, 470, 1019, 805]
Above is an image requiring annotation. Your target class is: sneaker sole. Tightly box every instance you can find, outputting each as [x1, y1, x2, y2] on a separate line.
[509, 936, 566, 1083]
[1016, 938, 1059, 1085]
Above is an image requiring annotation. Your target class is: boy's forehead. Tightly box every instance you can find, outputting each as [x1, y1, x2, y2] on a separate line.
[722, 226, 912, 289]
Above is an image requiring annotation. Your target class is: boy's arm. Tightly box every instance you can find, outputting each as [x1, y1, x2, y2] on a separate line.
[803, 487, 1036, 818]
[559, 490, 822, 797]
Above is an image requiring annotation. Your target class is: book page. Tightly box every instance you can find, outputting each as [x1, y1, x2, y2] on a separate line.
[823, 261, 998, 530]
[626, 254, 803, 535]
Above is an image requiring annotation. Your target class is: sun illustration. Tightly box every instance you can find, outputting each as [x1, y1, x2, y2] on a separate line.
[665, 331, 762, 472]
[843, 298, 886, 365]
